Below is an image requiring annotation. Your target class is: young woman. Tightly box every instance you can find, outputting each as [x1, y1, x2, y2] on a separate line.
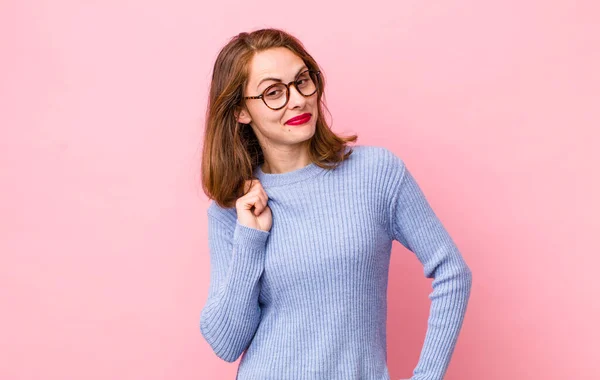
[199, 28, 472, 380]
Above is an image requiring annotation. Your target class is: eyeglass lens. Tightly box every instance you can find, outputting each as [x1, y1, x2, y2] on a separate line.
[263, 70, 318, 109]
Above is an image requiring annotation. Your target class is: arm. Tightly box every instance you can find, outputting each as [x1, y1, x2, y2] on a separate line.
[199, 210, 270, 362]
[387, 155, 472, 380]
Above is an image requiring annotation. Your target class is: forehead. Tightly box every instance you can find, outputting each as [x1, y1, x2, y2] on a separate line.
[247, 47, 305, 83]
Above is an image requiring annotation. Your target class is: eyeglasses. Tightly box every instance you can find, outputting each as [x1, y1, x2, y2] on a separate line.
[243, 69, 321, 110]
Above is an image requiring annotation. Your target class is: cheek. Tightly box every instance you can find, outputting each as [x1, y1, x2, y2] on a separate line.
[251, 106, 279, 125]
[256, 111, 287, 131]
[310, 98, 319, 113]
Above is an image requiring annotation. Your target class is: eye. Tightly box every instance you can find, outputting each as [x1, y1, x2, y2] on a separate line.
[296, 72, 311, 86]
[264, 85, 285, 98]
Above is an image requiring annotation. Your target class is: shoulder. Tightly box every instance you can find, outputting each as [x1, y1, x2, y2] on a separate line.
[347, 144, 406, 178]
[347, 144, 403, 162]
[207, 200, 238, 228]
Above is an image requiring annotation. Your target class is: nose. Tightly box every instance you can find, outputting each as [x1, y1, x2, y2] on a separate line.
[286, 84, 307, 109]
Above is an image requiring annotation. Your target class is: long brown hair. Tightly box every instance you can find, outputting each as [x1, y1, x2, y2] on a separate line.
[201, 28, 358, 208]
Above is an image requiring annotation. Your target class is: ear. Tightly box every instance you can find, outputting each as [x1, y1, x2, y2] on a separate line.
[235, 106, 252, 124]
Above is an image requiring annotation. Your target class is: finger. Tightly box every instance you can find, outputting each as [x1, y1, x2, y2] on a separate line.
[258, 191, 268, 209]
[251, 195, 264, 215]
[244, 179, 254, 194]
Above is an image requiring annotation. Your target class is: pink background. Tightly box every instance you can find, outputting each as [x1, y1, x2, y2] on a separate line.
[1, 1, 598, 379]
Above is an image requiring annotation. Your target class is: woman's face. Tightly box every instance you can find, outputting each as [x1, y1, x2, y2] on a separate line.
[236, 47, 319, 149]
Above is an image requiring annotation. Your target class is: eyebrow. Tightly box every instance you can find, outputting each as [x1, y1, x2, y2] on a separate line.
[256, 66, 308, 90]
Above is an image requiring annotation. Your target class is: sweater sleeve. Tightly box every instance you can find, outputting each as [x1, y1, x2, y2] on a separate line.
[387, 155, 472, 380]
[199, 210, 270, 363]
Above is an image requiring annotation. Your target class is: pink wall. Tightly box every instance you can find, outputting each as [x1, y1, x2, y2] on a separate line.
[1, 1, 598, 379]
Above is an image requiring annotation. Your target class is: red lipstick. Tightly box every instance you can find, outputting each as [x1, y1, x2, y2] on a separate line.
[285, 113, 311, 125]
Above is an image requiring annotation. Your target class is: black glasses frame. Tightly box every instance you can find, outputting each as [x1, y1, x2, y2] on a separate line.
[243, 69, 321, 110]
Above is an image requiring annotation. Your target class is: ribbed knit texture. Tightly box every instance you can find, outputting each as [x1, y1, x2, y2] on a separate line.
[200, 145, 472, 380]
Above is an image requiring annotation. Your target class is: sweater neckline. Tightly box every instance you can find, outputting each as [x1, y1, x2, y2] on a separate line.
[254, 161, 325, 188]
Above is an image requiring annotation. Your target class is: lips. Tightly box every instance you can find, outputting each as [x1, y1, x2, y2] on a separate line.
[285, 113, 311, 125]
